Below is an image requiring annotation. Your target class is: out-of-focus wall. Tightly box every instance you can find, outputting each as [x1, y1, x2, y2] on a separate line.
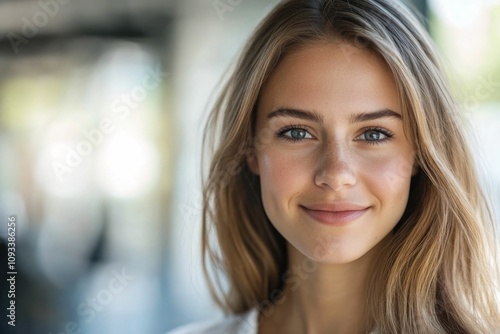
[429, 0, 500, 217]
[0, 1, 175, 334]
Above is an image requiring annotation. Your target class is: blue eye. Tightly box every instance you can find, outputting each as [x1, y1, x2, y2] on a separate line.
[357, 128, 393, 144]
[277, 126, 313, 142]
[362, 130, 386, 141]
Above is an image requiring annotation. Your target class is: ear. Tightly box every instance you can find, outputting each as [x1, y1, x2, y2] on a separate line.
[246, 150, 260, 175]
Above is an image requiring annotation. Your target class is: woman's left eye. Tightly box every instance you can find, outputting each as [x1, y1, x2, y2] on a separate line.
[356, 128, 393, 144]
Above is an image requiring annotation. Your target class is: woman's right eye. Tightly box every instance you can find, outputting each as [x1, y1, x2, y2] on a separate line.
[277, 127, 313, 142]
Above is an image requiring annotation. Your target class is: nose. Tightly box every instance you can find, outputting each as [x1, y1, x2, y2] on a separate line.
[314, 141, 357, 191]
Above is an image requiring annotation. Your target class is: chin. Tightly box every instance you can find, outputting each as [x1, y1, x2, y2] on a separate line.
[297, 242, 372, 265]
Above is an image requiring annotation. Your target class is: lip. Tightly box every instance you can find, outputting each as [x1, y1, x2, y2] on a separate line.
[300, 203, 369, 226]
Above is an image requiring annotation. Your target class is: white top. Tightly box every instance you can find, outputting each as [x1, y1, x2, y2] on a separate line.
[166, 309, 259, 334]
[166, 309, 378, 334]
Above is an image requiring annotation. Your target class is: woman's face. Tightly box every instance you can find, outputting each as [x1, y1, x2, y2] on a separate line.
[248, 42, 417, 264]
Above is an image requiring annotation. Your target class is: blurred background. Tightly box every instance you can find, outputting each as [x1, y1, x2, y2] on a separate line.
[0, 0, 498, 333]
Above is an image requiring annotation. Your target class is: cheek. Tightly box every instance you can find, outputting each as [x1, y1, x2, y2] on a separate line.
[362, 152, 414, 209]
[257, 149, 311, 215]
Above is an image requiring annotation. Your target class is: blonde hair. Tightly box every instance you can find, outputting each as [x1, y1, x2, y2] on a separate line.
[201, 0, 500, 332]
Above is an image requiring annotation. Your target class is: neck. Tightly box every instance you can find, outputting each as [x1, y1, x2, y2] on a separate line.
[260, 244, 381, 334]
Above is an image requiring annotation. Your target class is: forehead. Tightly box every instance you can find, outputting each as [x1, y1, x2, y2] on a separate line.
[258, 42, 401, 120]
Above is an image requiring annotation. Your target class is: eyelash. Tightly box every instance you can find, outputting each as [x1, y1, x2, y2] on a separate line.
[276, 125, 394, 145]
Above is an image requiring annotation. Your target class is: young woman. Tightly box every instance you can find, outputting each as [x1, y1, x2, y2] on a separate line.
[169, 0, 500, 333]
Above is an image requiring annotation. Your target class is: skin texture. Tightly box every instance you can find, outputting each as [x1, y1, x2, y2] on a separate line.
[248, 42, 418, 334]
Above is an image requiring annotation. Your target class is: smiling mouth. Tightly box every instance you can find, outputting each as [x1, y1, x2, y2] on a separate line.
[300, 205, 369, 226]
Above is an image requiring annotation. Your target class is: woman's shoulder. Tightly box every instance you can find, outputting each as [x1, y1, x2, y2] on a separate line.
[166, 308, 259, 334]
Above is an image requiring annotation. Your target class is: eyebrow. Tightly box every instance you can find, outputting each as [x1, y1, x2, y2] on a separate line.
[350, 108, 402, 123]
[266, 108, 323, 123]
[266, 107, 401, 124]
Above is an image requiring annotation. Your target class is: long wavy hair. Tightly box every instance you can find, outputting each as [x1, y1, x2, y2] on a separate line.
[201, 0, 500, 332]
